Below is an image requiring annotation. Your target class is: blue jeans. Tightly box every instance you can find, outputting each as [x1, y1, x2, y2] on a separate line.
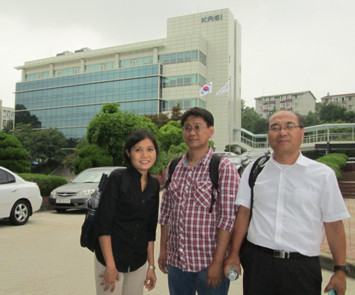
[167, 264, 230, 295]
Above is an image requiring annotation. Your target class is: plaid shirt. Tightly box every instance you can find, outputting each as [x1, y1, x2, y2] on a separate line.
[159, 148, 240, 272]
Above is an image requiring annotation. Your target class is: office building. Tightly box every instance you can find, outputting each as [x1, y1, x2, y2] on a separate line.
[321, 93, 355, 112]
[0, 100, 14, 131]
[15, 8, 241, 150]
[255, 91, 316, 118]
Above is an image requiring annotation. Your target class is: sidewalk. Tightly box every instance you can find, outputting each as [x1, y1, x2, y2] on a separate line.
[148, 226, 355, 295]
[320, 198, 355, 278]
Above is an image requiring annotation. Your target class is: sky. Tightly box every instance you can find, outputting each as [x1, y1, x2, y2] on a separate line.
[1, 0, 354, 108]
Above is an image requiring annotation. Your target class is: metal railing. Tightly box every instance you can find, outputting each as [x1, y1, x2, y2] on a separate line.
[233, 123, 355, 150]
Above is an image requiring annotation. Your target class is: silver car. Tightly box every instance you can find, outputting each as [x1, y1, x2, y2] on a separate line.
[49, 167, 124, 212]
[0, 166, 42, 225]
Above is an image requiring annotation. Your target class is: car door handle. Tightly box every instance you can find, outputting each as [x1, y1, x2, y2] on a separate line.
[11, 189, 17, 192]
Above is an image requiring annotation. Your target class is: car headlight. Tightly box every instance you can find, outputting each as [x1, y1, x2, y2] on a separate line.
[77, 189, 95, 198]
[50, 189, 57, 197]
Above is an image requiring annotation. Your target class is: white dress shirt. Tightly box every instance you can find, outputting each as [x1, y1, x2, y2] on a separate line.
[236, 153, 350, 256]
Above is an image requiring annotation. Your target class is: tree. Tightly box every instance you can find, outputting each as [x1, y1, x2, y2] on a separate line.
[170, 105, 183, 121]
[86, 103, 159, 166]
[150, 143, 188, 175]
[157, 120, 184, 151]
[145, 113, 170, 128]
[13, 124, 67, 165]
[2, 120, 14, 133]
[73, 144, 113, 174]
[0, 132, 31, 172]
[318, 104, 347, 123]
[15, 104, 41, 128]
[301, 111, 320, 127]
[241, 106, 268, 134]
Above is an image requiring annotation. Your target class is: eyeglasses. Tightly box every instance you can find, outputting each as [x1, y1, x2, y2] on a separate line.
[182, 124, 207, 132]
[268, 122, 303, 132]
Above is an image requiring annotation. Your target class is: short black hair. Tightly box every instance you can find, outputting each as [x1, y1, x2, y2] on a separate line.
[267, 110, 304, 129]
[181, 107, 214, 127]
[124, 130, 159, 164]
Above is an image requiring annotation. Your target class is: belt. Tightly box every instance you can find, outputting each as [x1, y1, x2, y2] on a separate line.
[249, 242, 315, 260]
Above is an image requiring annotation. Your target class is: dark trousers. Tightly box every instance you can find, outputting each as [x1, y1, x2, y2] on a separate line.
[241, 242, 322, 295]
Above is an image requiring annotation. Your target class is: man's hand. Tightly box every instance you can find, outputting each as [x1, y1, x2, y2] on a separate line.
[207, 261, 223, 288]
[224, 252, 241, 278]
[324, 271, 347, 295]
[158, 250, 168, 274]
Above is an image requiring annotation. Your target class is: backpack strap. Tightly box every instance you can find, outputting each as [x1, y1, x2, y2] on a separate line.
[98, 173, 108, 192]
[164, 156, 183, 190]
[248, 155, 270, 221]
[209, 153, 222, 213]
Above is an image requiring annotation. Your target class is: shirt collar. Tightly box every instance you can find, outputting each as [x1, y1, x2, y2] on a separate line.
[183, 147, 214, 167]
[126, 164, 151, 178]
[270, 151, 309, 167]
[295, 152, 309, 167]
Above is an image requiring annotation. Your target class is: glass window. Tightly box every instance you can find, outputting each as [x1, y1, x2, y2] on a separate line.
[177, 52, 184, 63]
[191, 50, 198, 61]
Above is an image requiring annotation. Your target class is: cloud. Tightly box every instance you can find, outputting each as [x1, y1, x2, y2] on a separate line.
[1, 0, 354, 108]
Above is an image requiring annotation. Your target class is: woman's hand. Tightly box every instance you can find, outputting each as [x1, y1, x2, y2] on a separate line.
[144, 268, 157, 291]
[100, 266, 119, 292]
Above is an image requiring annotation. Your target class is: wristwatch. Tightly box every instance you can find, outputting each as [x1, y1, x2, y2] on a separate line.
[334, 265, 350, 275]
[148, 265, 156, 270]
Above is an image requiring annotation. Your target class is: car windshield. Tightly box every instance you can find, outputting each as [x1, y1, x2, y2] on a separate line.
[71, 170, 110, 183]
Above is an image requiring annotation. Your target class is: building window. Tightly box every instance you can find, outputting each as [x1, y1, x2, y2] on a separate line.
[158, 50, 203, 65]
[162, 74, 202, 88]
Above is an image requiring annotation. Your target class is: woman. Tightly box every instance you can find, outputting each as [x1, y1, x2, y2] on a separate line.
[94, 130, 160, 294]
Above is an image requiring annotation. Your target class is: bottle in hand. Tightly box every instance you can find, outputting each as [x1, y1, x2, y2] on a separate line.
[227, 266, 239, 281]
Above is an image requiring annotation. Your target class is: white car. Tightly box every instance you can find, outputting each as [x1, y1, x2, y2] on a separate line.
[0, 166, 42, 225]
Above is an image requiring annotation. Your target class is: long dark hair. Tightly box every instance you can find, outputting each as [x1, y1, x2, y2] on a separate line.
[124, 130, 159, 164]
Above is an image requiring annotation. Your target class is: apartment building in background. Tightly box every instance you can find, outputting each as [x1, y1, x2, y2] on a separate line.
[255, 91, 316, 118]
[14, 8, 242, 150]
[0, 100, 14, 131]
[320, 93, 355, 112]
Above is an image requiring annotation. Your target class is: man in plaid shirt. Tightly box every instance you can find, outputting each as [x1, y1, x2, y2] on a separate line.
[158, 107, 240, 295]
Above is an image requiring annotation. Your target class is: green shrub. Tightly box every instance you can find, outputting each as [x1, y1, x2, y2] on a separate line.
[316, 153, 348, 180]
[19, 173, 68, 197]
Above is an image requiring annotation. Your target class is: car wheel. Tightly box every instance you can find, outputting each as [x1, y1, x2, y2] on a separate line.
[55, 208, 67, 213]
[10, 200, 31, 225]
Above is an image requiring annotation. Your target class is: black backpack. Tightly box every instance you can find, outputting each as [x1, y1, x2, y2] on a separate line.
[164, 154, 222, 213]
[248, 155, 270, 220]
[80, 173, 109, 252]
[240, 155, 270, 259]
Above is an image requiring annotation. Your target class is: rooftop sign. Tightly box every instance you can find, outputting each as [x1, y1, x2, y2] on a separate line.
[201, 14, 223, 23]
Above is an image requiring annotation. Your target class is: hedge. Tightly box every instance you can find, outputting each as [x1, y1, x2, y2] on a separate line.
[316, 153, 348, 180]
[19, 173, 68, 197]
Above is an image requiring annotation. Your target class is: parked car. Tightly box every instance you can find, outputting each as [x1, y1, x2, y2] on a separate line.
[240, 149, 271, 168]
[214, 151, 238, 157]
[49, 166, 124, 212]
[0, 166, 42, 225]
[214, 152, 243, 175]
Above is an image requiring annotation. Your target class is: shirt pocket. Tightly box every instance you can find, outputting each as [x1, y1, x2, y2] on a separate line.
[167, 181, 183, 204]
[193, 180, 212, 208]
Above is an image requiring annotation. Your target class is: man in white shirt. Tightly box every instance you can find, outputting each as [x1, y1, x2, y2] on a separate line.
[224, 110, 350, 295]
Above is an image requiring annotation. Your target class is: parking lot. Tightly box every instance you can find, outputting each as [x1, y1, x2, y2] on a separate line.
[0, 210, 354, 294]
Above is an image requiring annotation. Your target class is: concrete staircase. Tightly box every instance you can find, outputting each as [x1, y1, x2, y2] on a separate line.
[339, 162, 355, 199]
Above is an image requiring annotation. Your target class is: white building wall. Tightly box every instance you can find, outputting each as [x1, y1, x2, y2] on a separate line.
[16, 9, 241, 150]
[166, 9, 241, 150]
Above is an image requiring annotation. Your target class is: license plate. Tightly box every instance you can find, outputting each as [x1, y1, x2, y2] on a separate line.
[56, 199, 71, 204]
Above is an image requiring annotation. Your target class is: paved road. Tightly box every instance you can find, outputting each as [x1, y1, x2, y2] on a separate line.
[0, 210, 354, 294]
